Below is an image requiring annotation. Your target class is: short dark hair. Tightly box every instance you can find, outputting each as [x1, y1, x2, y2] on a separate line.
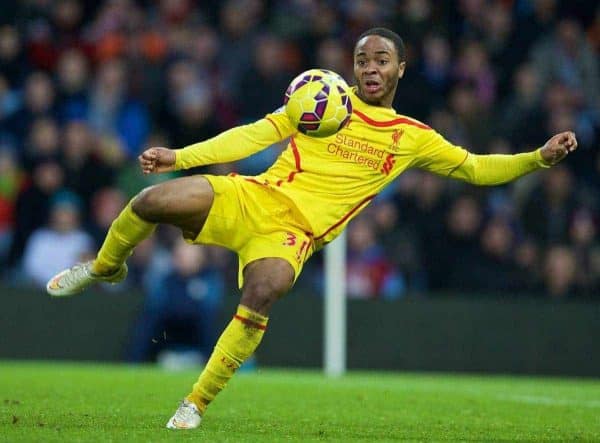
[355, 27, 405, 63]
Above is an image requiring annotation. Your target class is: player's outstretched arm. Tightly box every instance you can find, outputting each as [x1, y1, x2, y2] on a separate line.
[447, 131, 578, 185]
[175, 114, 296, 171]
[138, 115, 291, 174]
[138, 147, 176, 174]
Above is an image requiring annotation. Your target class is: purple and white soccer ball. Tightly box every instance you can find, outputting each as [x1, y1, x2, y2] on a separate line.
[284, 69, 353, 138]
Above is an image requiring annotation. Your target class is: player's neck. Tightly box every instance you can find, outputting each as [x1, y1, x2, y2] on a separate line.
[353, 88, 395, 109]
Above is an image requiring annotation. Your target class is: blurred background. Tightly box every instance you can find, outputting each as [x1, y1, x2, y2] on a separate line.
[0, 0, 598, 375]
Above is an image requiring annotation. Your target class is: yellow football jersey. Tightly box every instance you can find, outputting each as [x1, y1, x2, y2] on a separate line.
[175, 88, 548, 249]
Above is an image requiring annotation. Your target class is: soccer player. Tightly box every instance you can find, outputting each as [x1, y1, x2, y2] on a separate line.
[46, 27, 577, 429]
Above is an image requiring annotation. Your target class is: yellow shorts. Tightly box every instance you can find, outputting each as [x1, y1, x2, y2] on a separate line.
[192, 175, 315, 288]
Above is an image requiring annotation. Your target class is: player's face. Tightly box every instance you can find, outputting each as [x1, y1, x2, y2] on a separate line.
[353, 35, 405, 108]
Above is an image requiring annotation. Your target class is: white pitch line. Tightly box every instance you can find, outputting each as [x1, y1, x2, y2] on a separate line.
[498, 394, 600, 408]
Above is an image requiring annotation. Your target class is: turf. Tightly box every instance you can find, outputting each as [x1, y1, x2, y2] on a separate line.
[1, 362, 599, 442]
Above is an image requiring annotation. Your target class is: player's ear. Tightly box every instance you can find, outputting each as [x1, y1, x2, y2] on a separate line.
[398, 61, 406, 79]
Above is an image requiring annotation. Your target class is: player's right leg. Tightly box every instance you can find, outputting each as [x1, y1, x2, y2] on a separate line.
[168, 257, 295, 429]
[46, 176, 215, 297]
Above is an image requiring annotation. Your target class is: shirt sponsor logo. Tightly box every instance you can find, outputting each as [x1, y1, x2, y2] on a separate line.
[326, 133, 388, 172]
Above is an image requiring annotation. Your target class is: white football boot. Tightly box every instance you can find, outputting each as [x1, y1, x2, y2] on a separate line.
[46, 261, 128, 297]
[166, 400, 202, 430]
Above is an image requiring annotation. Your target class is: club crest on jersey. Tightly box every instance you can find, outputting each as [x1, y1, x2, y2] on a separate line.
[389, 128, 404, 151]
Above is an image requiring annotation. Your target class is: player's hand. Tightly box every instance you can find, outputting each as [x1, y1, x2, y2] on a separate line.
[138, 147, 176, 174]
[540, 131, 578, 166]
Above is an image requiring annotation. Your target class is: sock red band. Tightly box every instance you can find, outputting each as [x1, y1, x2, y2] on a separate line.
[233, 314, 267, 330]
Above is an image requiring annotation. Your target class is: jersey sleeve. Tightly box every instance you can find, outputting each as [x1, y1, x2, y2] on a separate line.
[411, 128, 551, 185]
[174, 107, 296, 170]
[450, 148, 550, 185]
[411, 128, 469, 176]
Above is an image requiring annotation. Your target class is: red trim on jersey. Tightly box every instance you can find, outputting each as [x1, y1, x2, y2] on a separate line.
[265, 117, 283, 139]
[290, 136, 302, 170]
[234, 314, 267, 330]
[353, 110, 431, 129]
[448, 151, 469, 176]
[244, 177, 263, 185]
[315, 195, 376, 241]
[287, 171, 299, 182]
[278, 136, 303, 185]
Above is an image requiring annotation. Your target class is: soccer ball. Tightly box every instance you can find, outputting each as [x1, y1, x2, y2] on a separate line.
[284, 69, 353, 137]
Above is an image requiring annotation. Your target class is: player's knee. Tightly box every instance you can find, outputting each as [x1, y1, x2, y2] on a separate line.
[240, 259, 294, 315]
[131, 186, 163, 221]
[241, 280, 287, 315]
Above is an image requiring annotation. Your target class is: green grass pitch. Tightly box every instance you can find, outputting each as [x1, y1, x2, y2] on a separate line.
[1, 362, 599, 442]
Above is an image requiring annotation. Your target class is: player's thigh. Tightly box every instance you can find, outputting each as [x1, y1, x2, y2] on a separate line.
[237, 228, 313, 290]
[132, 175, 214, 237]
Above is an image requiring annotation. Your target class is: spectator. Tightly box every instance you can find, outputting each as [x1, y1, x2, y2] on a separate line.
[315, 38, 353, 83]
[237, 34, 293, 120]
[512, 0, 559, 65]
[128, 239, 224, 362]
[514, 239, 543, 292]
[55, 48, 91, 122]
[436, 194, 484, 291]
[0, 25, 29, 87]
[467, 216, 524, 293]
[371, 200, 425, 293]
[420, 33, 452, 97]
[448, 84, 492, 150]
[453, 40, 496, 108]
[162, 59, 221, 149]
[346, 216, 405, 300]
[8, 160, 64, 267]
[542, 245, 578, 299]
[569, 209, 600, 296]
[217, 0, 262, 100]
[22, 117, 61, 170]
[87, 58, 150, 158]
[530, 18, 600, 116]
[498, 64, 546, 148]
[7, 71, 56, 143]
[0, 147, 22, 264]
[481, 1, 516, 83]
[22, 190, 93, 286]
[521, 165, 578, 246]
[395, 0, 434, 44]
[391, 172, 449, 291]
[61, 119, 116, 213]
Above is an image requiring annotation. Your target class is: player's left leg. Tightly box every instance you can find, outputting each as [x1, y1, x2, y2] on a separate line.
[167, 257, 294, 430]
[93, 175, 214, 275]
[47, 176, 214, 296]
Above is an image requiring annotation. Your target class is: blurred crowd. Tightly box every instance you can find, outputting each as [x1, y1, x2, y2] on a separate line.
[0, 0, 598, 302]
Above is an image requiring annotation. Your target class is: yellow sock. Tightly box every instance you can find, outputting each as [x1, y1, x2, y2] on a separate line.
[187, 305, 268, 414]
[92, 201, 156, 275]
